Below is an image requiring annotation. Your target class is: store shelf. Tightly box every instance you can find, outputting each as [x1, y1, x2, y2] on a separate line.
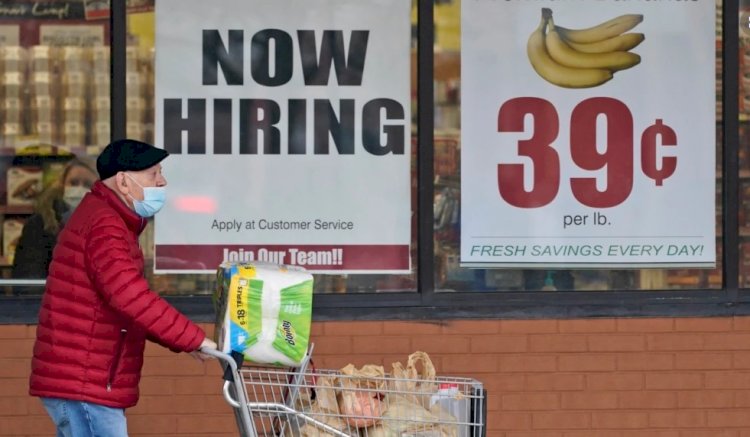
[0, 205, 33, 215]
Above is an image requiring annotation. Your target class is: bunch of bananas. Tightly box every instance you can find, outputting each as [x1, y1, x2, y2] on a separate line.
[527, 8, 644, 88]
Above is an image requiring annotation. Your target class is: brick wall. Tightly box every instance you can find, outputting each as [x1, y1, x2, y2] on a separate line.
[3, 317, 750, 436]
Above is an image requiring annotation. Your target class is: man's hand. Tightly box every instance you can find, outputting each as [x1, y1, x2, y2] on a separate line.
[189, 337, 218, 362]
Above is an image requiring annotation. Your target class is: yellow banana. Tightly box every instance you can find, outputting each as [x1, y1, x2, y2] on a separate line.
[546, 17, 641, 71]
[526, 12, 612, 89]
[556, 13, 643, 44]
[565, 32, 645, 54]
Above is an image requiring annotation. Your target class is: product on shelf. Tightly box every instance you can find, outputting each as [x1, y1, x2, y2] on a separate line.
[30, 96, 56, 124]
[62, 121, 85, 145]
[3, 218, 25, 265]
[0, 46, 26, 73]
[126, 97, 146, 123]
[61, 46, 88, 72]
[6, 166, 43, 206]
[92, 122, 109, 146]
[3, 98, 23, 125]
[29, 45, 57, 72]
[92, 72, 109, 97]
[61, 71, 87, 98]
[62, 97, 86, 124]
[2, 72, 24, 99]
[31, 122, 56, 144]
[91, 46, 109, 72]
[29, 71, 57, 98]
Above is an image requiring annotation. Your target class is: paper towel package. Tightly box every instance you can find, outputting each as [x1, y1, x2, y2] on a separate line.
[213, 261, 313, 367]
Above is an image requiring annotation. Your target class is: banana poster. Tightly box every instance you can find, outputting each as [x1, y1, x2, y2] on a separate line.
[461, 1, 716, 268]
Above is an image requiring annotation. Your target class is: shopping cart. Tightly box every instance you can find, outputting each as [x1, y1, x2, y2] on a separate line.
[202, 345, 487, 437]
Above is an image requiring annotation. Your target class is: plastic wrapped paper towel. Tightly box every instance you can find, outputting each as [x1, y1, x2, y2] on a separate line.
[213, 262, 313, 367]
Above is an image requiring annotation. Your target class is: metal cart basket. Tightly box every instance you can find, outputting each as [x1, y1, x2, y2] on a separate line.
[202, 346, 487, 437]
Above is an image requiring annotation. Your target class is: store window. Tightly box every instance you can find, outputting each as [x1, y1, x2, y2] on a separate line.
[434, 0, 724, 292]
[0, 2, 110, 295]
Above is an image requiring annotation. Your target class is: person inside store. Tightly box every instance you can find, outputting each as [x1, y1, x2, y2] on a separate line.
[11, 157, 98, 280]
[29, 139, 217, 437]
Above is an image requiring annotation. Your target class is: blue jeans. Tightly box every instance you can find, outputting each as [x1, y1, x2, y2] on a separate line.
[41, 397, 128, 437]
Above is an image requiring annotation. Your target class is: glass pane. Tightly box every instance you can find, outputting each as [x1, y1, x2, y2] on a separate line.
[3, 7, 109, 294]
[133, 1, 417, 295]
[436, 0, 722, 292]
[739, 1, 750, 287]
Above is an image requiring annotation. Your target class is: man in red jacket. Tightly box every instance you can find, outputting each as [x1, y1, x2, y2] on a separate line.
[29, 139, 217, 437]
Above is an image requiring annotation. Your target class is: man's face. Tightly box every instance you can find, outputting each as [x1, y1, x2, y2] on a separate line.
[123, 163, 167, 201]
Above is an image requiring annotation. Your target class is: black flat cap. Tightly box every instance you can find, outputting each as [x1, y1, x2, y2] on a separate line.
[96, 139, 169, 180]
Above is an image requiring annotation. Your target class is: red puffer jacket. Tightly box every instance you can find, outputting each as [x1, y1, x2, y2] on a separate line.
[29, 181, 205, 408]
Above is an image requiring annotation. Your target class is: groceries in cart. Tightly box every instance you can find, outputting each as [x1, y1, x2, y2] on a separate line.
[203, 343, 486, 437]
[213, 261, 313, 367]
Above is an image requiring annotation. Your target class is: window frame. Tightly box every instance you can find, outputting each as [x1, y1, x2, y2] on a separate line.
[1, 0, 749, 324]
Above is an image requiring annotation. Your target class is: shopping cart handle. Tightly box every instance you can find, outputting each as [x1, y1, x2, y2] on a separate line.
[198, 347, 245, 382]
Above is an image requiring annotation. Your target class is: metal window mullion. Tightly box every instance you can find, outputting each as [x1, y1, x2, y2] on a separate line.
[723, 0, 740, 299]
[417, 0, 435, 304]
[110, 1, 127, 141]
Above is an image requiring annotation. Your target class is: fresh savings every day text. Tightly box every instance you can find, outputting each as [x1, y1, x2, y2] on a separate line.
[154, 0, 411, 273]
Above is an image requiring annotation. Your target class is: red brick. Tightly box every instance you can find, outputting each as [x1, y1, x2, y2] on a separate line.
[618, 391, 677, 409]
[310, 336, 352, 355]
[141, 357, 207, 376]
[501, 354, 556, 372]
[0, 325, 29, 339]
[560, 392, 618, 410]
[0, 396, 27, 416]
[507, 432, 562, 437]
[705, 371, 750, 389]
[442, 320, 501, 335]
[591, 411, 649, 429]
[586, 373, 644, 391]
[732, 316, 750, 331]
[675, 317, 733, 332]
[675, 352, 732, 370]
[616, 318, 674, 332]
[442, 354, 499, 373]
[412, 335, 471, 354]
[646, 334, 704, 351]
[176, 414, 240, 433]
[649, 410, 707, 428]
[470, 335, 527, 353]
[310, 322, 325, 337]
[678, 390, 734, 408]
[0, 359, 31, 378]
[706, 409, 750, 428]
[324, 321, 383, 335]
[558, 319, 616, 333]
[526, 373, 585, 391]
[645, 372, 703, 390]
[139, 377, 175, 396]
[488, 412, 532, 430]
[127, 414, 178, 434]
[703, 333, 750, 350]
[558, 354, 616, 372]
[532, 411, 590, 429]
[352, 336, 411, 354]
[530, 335, 588, 353]
[483, 373, 527, 392]
[617, 353, 674, 371]
[501, 320, 557, 334]
[0, 377, 31, 396]
[732, 351, 750, 368]
[383, 321, 443, 335]
[1, 415, 57, 435]
[588, 335, 645, 352]
[563, 432, 621, 437]
[620, 432, 678, 437]
[502, 393, 559, 410]
[682, 431, 740, 437]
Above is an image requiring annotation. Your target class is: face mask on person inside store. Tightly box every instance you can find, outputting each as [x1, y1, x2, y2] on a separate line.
[126, 172, 166, 218]
[62, 185, 89, 210]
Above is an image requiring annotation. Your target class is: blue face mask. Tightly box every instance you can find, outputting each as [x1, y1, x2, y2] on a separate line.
[126, 173, 166, 218]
